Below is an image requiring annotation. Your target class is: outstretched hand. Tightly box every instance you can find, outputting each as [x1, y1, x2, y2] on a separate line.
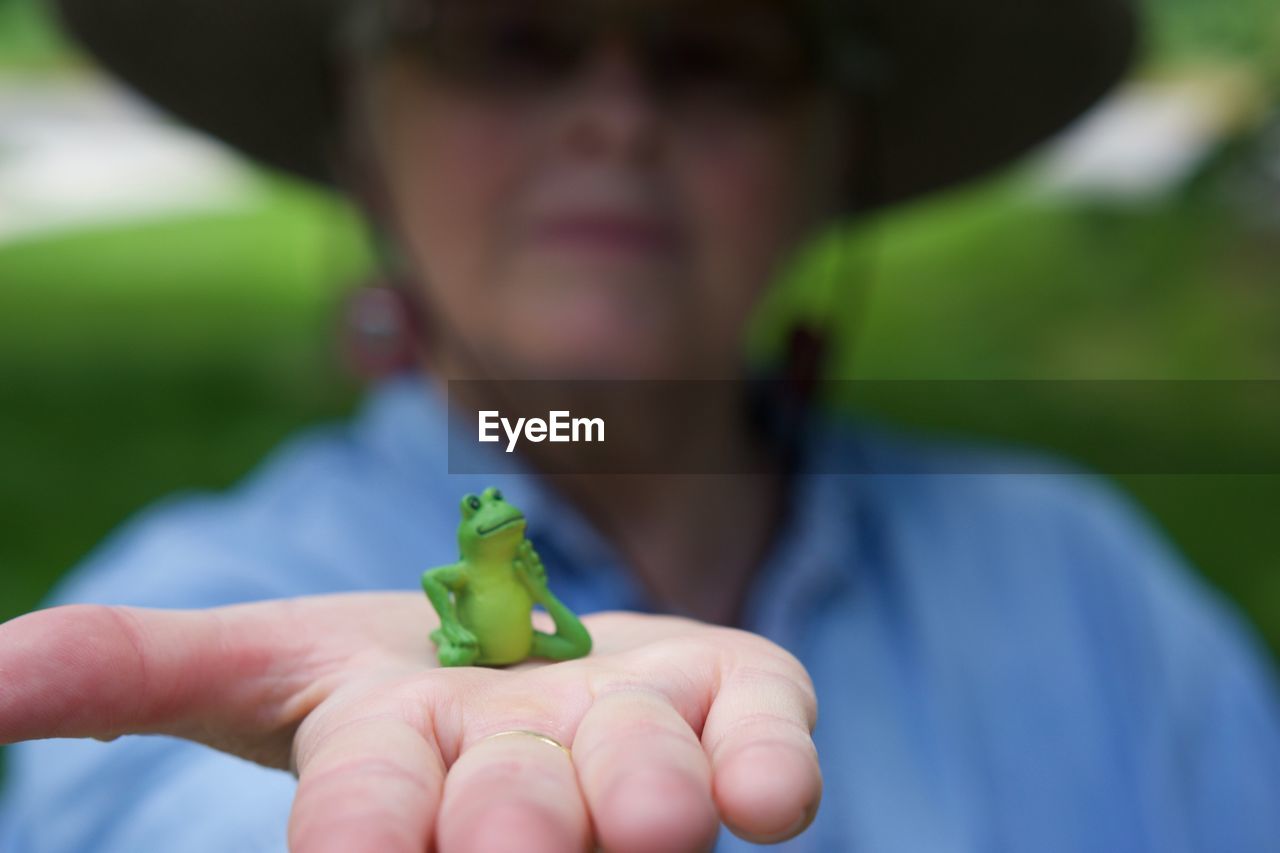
[0, 594, 821, 852]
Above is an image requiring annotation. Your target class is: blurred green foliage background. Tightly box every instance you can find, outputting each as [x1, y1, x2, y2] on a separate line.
[1, 0, 1278, 671]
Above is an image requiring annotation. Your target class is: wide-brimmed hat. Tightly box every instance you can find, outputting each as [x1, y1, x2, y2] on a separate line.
[50, 0, 1136, 209]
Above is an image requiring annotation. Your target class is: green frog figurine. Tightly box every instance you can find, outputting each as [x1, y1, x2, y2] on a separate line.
[422, 487, 593, 667]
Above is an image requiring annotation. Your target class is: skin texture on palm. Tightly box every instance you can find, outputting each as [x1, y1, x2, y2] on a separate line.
[422, 487, 592, 666]
[0, 593, 821, 852]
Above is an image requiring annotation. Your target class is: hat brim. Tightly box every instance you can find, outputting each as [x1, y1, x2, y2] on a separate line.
[51, 0, 1136, 209]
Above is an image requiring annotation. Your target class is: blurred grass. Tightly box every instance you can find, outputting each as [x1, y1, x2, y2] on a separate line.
[0, 0, 63, 70]
[0, 182, 370, 619]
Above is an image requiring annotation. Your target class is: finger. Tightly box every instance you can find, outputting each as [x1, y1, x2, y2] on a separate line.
[702, 657, 822, 843]
[0, 594, 431, 765]
[0, 604, 315, 755]
[437, 729, 590, 853]
[574, 688, 719, 853]
[290, 714, 445, 853]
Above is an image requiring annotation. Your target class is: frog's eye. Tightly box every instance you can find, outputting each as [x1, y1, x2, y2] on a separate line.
[492, 489, 503, 501]
[468, 496, 482, 511]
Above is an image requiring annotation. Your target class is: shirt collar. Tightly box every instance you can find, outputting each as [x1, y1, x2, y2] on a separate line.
[736, 415, 864, 642]
[352, 375, 863, 627]
[353, 375, 652, 605]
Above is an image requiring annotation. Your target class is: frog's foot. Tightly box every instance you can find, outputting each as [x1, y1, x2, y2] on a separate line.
[437, 642, 481, 667]
[430, 628, 481, 667]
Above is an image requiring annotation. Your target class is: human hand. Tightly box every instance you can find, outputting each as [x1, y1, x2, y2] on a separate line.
[0, 594, 821, 852]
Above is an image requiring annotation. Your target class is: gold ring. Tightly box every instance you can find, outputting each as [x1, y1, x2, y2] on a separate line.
[477, 729, 571, 757]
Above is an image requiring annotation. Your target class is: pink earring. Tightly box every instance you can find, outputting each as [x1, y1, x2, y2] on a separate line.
[340, 278, 424, 380]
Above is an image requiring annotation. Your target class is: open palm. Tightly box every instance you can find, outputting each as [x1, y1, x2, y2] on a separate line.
[0, 593, 821, 852]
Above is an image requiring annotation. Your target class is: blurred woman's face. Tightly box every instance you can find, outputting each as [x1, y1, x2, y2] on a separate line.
[362, 0, 848, 379]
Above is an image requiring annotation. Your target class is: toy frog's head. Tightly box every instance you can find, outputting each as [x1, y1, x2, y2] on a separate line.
[457, 486, 526, 560]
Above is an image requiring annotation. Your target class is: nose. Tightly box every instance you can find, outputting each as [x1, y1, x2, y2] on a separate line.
[556, 37, 662, 164]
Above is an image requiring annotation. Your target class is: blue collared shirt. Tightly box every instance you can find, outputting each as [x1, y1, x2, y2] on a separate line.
[2, 377, 1278, 851]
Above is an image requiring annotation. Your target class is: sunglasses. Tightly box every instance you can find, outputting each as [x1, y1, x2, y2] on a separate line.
[371, 0, 825, 111]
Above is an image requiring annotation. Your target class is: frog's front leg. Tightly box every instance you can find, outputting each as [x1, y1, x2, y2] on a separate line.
[514, 541, 592, 662]
[421, 563, 480, 667]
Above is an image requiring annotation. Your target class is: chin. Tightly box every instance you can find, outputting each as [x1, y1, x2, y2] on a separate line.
[502, 311, 686, 380]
